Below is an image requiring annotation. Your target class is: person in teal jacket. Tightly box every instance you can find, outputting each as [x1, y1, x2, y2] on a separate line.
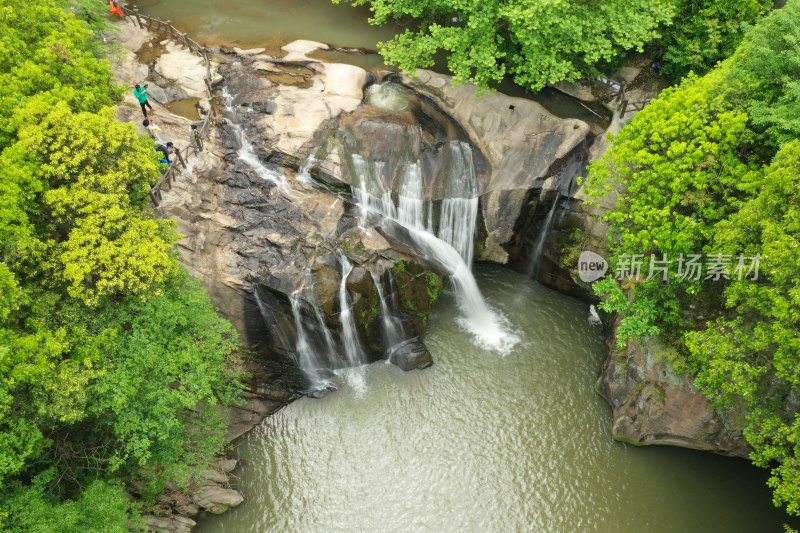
[134, 83, 153, 117]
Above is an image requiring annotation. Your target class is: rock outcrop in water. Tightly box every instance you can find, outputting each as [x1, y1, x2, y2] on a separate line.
[596, 332, 749, 457]
[525, 65, 753, 457]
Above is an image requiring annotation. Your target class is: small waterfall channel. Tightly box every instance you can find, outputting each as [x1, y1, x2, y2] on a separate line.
[528, 192, 561, 278]
[221, 88, 287, 189]
[370, 271, 404, 363]
[335, 253, 368, 393]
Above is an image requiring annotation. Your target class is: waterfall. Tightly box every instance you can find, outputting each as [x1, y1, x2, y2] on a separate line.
[290, 296, 331, 390]
[351, 154, 395, 227]
[336, 253, 367, 393]
[438, 141, 479, 265]
[438, 197, 479, 266]
[404, 226, 520, 355]
[337, 254, 364, 366]
[529, 193, 561, 278]
[347, 140, 519, 355]
[237, 130, 287, 188]
[397, 161, 430, 231]
[302, 271, 338, 360]
[297, 155, 317, 183]
[370, 271, 405, 363]
[354, 141, 479, 265]
[221, 88, 287, 189]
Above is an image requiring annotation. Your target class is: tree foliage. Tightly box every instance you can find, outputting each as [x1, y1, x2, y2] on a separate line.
[336, 0, 674, 90]
[659, 0, 772, 81]
[0, 0, 243, 527]
[337, 0, 774, 90]
[584, 0, 800, 516]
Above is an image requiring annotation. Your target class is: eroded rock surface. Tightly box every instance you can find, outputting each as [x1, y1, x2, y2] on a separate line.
[597, 335, 749, 457]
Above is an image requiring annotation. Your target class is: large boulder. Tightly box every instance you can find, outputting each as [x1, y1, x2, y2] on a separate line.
[155, 41, 212, 99]
[191, 486, 245, 515]
[596, 334, 749, 457]
[389, 338, 434, 371]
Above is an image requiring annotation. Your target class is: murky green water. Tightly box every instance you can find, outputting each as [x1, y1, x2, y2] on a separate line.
[197, 266, 788, 532]
[133, 0, 399, 50]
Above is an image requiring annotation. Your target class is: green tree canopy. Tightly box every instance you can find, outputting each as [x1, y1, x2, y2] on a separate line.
[337, 0, 773, 89]
[583, 0, 800, 516]
[0, 1, 243, 529]
[336, 0, 674, 89]
[659, 0, 772, 81]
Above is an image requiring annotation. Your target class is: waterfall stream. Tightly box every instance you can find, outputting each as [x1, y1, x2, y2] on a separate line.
[529, 192, 561, 278]
[336, 253, 367, 393]
[370, 271, 404, 363]
[222, 88, 287, 189]
[347, 141, 519, 355]
[290, 296, 330, 389]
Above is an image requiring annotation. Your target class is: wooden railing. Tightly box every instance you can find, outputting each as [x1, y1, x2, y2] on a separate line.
[595, 76, 652, 118]
[618, 99, 651, 118]
[114, 2, 217, 206]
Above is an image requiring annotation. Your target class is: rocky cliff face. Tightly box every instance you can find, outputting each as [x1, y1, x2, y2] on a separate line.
[527, 65, 752, 457]
[160, 42, 448, 390]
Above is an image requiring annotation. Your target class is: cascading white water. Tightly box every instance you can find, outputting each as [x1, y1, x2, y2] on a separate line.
[347, 142, 520, 355]
[388, 142, 479, 265]
[301, 270, 338, 360]
[297, 155, 317, 183]
[365, 82, 413, 112]
[529, 193, 561, 277]
[290, 295, 331, 389]
[437, 141, 479, 265]
[337, 254, 364, 366]
[370, 271, 405, 362]
[405, 227, 520, 355]
[396, 161, 429, 231]
[438, 197, 479, 266]
[351, 154, 395, 227]
[336, 253, 367, 393]
[238, 130, 287, 188]
[221, 88, 287, 189]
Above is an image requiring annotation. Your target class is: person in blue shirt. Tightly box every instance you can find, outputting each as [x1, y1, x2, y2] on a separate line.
[134, 83, 153, 117]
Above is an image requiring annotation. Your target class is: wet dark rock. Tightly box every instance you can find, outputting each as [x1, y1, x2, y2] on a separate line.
[389, 338, 434, 371]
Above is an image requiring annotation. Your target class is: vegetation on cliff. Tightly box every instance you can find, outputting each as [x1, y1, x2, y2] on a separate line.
[337, 0, 770, 90]
[0, 1, 242, 529]
[584, 1, 800, 516]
